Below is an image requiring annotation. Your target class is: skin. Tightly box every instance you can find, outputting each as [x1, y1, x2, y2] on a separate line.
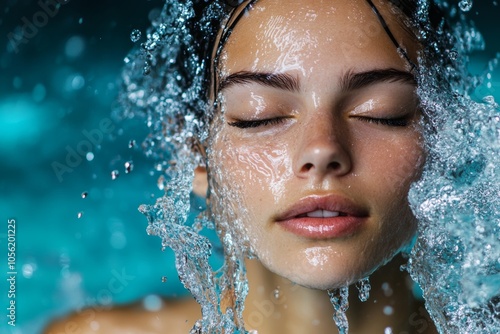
[45, 1, 437, 333]
[209, 0, 424, 290]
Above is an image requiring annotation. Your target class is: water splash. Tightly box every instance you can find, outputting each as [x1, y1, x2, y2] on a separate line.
[328, 287, 349, 334]
[111, 170, 120, 180]
[356, 277, 371, 302]
[124, 160, 133, 174]
[407, 1, 500, 332]
[119, 2, 249, 332]
[117, 0, 500, 333]
[458, 0, 473, 12]
[130, 29, 142, 43]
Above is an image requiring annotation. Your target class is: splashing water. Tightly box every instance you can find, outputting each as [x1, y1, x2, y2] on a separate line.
[408, 1, 500, 332]
[117, 0, 500, 333]
[328, 287, 350, 334]
[458, 0, 473, 12]
[356, 277, 371, 303]
[130, 29, 142, 43]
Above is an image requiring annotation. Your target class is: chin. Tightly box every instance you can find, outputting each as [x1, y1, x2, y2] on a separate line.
[260, 244, 405, 290]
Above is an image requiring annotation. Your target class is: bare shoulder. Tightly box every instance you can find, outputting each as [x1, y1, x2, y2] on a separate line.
[44, 297, 201, 334]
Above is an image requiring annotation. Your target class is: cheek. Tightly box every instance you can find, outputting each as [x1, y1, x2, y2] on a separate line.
[359, 131, 424, 196]
[216, 133, 293, 201]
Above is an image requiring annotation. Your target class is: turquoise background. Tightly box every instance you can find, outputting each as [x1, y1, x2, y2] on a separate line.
[0, 1, 498, 333]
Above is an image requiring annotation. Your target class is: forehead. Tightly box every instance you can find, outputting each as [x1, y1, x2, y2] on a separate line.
[220, 0, 416, 74]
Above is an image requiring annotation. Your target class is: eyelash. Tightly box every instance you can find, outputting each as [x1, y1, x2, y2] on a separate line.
[356, 116, 409, 127]
[227, 116, 409, 129]
[227, 118, 286, 129]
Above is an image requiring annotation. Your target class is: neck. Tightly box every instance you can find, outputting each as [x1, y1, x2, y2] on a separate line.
[243, 258, 337, 333]
[242, 255, 433, 334]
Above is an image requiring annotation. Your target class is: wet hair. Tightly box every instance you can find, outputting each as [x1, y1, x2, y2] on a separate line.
[119, 0, 447, 157]
[204, 0, 445, 110]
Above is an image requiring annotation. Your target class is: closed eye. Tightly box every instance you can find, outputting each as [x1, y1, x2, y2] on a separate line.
[354, 116, 409, 127]
[227, 117, 288, 129]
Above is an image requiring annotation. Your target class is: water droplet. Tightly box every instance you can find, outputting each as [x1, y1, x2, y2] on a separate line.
[356, 277, 371, 302]
[81, 191, 88, 199]
[482, 95, 497, 106]
[383, 306, 394, 316]
[86, 152, 94, 161]
[111, 170, 119, 180]
[189, 320, 202, 334]
[77, 212, 83, 219]
[273, 286, 280, 299]
[130, 29, 141, 42]
[161, 276, 167, 283]
[448, 49, 458, 60]
[458, 0, 473, 12]
[125, 161, 134, 174]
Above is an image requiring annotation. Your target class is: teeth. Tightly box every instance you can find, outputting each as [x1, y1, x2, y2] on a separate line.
[306, 210, 340, 218]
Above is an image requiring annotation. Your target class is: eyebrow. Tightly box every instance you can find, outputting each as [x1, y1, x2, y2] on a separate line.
[340, 68, 416, 92]
[218, 71, 300, 93]
[217, 68, 415, 95]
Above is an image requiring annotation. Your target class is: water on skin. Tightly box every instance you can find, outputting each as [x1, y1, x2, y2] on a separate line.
[118, 0, 500, 333]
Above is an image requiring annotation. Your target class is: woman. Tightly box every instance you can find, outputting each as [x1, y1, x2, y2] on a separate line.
[46, 0, 444, 333]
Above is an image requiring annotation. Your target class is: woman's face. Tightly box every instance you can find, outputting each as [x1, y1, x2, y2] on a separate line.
[209, 0, 424, 289]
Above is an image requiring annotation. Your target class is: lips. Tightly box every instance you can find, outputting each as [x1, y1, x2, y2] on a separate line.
[274, 195, 368, 239]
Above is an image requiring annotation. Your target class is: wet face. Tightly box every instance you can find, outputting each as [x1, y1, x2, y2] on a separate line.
[208, 0, 424, 289]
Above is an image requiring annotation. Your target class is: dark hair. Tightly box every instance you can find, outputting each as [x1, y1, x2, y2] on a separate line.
[118, 0, 446, 160]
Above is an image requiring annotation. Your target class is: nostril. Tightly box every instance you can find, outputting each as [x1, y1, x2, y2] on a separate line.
[327, 161, 341, 170]
[301, 163, 314, 173]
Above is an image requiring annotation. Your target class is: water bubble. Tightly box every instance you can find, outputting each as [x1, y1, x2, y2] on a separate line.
[384, 327, 394, 334]
[65, 36, 85, 58]
[130, 29, 141, 43]
[86, 152, 94, 161]
[78, 17, 83, 24]
[161, 276, 167, 283]
[111, 170, 119, 180]
[22, 263, 36, 279]
[81, 191, 88, 199]
[381, 282, 393, 297]
[77, 212, 83, 219]
[448, 49, 458, 60]
[458, 0, 473, 12]
[383, 306, 394, 316]
[128, 139, 136, 148]
[143, 294, 163, 311]
[143, 64, 151, 76]
[273, 286, 280, 300]
[125, 161, 134, 174]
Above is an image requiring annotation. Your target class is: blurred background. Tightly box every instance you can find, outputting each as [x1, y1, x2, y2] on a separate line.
[0, 1, 498, 333]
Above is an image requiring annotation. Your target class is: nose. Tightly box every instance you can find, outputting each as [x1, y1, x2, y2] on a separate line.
[294, 119, 352, 179]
